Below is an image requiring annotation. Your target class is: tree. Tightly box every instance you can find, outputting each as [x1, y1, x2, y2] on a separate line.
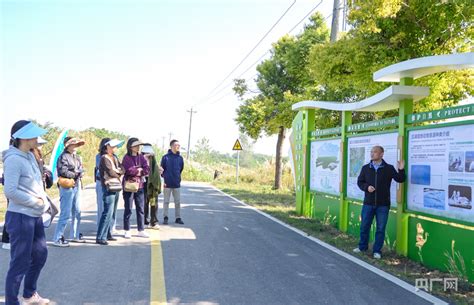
[308, 0, 473, 124]
[234, 13, 329, 189]
[193, 137, 212, 164]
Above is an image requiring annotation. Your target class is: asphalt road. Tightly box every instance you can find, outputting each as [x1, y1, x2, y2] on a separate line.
[0, 182, 443, 305]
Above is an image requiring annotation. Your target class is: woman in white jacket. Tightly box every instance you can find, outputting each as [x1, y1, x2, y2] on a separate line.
[3, 120, 50, 305]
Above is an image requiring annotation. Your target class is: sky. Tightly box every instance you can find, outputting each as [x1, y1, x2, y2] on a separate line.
[0, 0, 335, 156]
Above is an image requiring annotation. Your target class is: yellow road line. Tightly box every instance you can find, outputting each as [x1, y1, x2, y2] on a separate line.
[150, 230, 167, 305]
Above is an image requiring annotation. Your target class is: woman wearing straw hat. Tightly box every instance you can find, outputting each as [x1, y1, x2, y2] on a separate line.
[52, 137, 85, 247]
[3, 120, 50, 305]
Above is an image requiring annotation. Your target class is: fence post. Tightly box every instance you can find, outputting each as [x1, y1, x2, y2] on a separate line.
[396, 77, 413, 255]
[339, 111, 352, 232]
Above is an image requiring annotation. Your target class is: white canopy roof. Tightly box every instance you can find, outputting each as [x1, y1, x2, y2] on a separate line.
[373, 52, 474, 82]
[292, 85, 429, 112]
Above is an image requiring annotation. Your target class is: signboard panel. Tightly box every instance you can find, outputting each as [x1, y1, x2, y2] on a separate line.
[407, 124, 474, 223]
[347, 132, 399, 206]
[310, 139, 341, 195]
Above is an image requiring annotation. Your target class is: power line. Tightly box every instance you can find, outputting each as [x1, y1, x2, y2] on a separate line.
[194, 0, 297, 108]
[195, 0, 325, 109]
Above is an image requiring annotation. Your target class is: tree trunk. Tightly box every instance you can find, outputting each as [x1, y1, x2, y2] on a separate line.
[273, 126, 286, 190]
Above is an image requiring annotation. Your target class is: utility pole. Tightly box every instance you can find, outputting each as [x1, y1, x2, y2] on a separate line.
[162, 136, 166, 152]
[168, 132, 173, 143]
[330, 0, 341, 42]
[186, 108, 197, 160]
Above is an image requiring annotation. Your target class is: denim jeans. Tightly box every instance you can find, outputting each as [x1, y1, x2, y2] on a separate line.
[53, 185, 80, 242]
[5, 212, 48, 305]
[358, 204, 389, 254]
[123, 189, 145, 231]
[70, 182, 82, 239]
[96, 187, 120, 241]
[95, 180, 103, 229]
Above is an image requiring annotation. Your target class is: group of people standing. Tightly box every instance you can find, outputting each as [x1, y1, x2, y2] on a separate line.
[1, 120, 185, 304]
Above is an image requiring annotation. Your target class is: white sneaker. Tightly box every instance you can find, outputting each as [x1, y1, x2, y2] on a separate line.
[373, 253, 382, 259]
[124, 231, 132, 239]
[152, 224, 160, 230]
[22, 292, 50, 304]
[137, 231, 149, 238]
[353, 248, 361, 253]
[2, 243, 11, 250]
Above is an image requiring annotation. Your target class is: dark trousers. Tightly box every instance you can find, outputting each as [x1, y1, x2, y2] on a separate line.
[123, 189, 145, 231]
[5, 211, 48, 305]
[96, 187, 120, 241]
[145, 197, 159, 226]
[358, 205, 390, 254]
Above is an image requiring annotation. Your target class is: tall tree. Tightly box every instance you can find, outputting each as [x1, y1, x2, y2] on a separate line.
[234, 13, 329, 189]
[308, 0, 473, 123]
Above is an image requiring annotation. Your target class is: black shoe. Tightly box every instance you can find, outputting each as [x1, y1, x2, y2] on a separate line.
[96, 240, 108, 245]
[175, 218, 184, 225]
[107, 237, 117, 241]
[163, 217, 168, 225]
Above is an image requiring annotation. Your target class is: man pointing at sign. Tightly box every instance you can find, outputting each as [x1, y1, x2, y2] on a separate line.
[353, 145, 406, 259]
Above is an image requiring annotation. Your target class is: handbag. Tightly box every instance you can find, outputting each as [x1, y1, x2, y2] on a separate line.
[124, 180, 139, 193]
[124, 155, 141, 193]
[42, 197, 59, 228]
[58, 176, 75, 188]
[106, 178, 122, 192]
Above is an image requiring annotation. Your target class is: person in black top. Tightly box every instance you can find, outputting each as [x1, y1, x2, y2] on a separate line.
[353, 145, 406, 259]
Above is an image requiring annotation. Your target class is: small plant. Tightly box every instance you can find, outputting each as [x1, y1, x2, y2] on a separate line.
[444, 240, 469, 285]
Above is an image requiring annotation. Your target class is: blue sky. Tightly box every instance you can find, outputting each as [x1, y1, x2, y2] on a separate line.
[0, 0, 334, 155]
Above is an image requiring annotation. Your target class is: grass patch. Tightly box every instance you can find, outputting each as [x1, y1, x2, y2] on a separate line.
[213, 181, 474, 305]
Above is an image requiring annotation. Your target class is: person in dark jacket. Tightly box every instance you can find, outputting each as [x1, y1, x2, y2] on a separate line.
[95, 138, 111, 230]
[160, 139, 184, 225]
[52, 137, 85, 247]
[353, 145, 405, 259]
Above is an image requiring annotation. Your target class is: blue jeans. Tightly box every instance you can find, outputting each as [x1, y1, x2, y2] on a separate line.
[5, 212, 48, 305]
[96, 187, 120, 241]
[96, 181, 103, 230]
[123, 189, 145, 231]
[358, 205, 389, 254]
[53, 185, 80, 242]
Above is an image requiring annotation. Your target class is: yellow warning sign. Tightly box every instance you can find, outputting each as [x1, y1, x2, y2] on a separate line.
[232, 139, 243, 151]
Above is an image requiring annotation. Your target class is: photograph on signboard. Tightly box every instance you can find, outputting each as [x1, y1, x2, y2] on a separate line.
[411, 165, 431, 185]
[448, 185, 472, 210]
[465, 151, 474, 173]
[448, 152, 464, 172]
[346, 132, 399, 205]
[423, 188, 445, 210]
[407, 124, 474, 223]
[310, 139, 341, 196]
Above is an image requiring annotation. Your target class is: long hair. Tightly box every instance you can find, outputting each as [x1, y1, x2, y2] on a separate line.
[99, 138, 111, 156]
[10, 120, 31, 148]
[126, 137, 139, 156]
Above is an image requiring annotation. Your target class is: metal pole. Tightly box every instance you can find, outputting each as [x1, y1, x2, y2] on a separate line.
[186, 108, 197, 160]
[236, 150, 240, 184]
